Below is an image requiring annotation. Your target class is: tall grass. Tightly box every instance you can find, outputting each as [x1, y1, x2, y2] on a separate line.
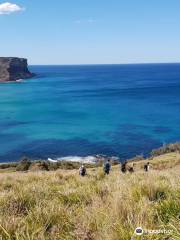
[0, 161, 179, 239]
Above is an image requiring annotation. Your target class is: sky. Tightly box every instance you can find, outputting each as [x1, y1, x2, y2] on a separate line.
[0, 0, 180, 65]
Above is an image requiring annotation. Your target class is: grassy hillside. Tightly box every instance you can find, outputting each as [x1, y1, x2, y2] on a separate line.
[0, 153, 179, 240]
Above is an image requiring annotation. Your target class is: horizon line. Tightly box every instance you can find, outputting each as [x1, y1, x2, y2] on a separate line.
[29, 62, 180, 66]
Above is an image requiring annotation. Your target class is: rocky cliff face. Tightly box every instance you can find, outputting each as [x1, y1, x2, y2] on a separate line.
[0, 57, 35, 82]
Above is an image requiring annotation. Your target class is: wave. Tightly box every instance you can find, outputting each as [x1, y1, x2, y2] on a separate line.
[59, 156, 100, 163]
[48, 156, 98, 164]
[48, 155, 119, 164]
[16, 79, 24, 82]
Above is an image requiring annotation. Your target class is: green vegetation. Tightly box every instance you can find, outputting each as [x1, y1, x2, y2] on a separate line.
[0, 152, 179, 239]
[0, 158, 118, 173]
[0, 159, 91, 173]
[151, 142, 180, 157]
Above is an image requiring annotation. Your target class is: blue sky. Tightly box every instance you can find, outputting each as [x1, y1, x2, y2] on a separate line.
[0, 0, 180, 64]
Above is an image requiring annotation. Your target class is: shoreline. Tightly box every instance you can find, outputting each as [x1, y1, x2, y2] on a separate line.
[0, 142, 179, 172]
[0, 79, 24, 83]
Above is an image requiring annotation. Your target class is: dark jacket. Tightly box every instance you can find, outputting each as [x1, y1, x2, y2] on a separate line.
[104, 162, 111, 174]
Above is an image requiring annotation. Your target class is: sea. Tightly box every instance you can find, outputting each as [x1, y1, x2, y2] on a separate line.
[0, 64, 180, 163]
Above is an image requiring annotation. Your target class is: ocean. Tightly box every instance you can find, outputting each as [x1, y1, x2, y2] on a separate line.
[0, 64, 180, 162]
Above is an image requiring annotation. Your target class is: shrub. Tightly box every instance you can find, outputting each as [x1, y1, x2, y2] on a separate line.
[29, 161, 49, 171]
[156, 199, 180, 224]
[151, 142, 180, 157]
[16, 157, 31, 171]
[0, 162, 17, 169]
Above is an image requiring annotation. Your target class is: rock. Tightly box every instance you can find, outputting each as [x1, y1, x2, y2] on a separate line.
[0, 57, 35, 82]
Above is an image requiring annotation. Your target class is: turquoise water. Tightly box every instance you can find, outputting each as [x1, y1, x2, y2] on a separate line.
[0, 64, 180, 162]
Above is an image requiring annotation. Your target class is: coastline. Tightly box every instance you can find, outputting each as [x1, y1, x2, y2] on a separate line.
[0, 79, 24, 83]
[0, 142, 179, 172]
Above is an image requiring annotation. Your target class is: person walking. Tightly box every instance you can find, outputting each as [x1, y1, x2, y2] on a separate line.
[121, 161, 128, 173]
[128, 163, 135, 173]
[79, 165, 86, 176]
[103, 159, 111, 175]
[144, 162, 150, 172]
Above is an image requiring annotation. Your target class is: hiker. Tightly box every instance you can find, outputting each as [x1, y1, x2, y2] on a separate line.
[144, 162, 150, 172]
[79, 165, 86, 176]
[121, 161, 127, 173]
[103, 159, 111, 175]
[128, 163, 135, 173]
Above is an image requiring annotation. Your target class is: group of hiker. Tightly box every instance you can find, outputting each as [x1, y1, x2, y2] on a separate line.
[79, 160, 150, 176]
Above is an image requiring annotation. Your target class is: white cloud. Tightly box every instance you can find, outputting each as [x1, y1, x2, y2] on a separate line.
[0, 2, 24, 15]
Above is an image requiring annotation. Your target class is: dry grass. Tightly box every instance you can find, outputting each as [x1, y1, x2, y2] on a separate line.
[0, 153, 179, 240]
[132, 152, 180, 170]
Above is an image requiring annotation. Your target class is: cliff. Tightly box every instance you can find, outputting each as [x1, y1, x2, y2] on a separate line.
[0, 57, 35, 82]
